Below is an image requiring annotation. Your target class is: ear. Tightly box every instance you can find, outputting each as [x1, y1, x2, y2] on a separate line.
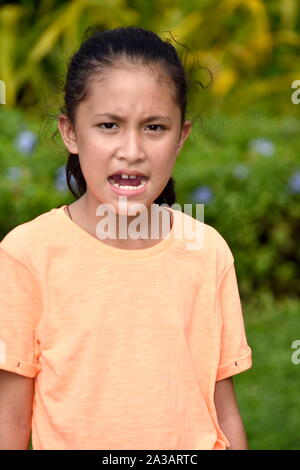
[58, 114, 79, 154]
[176, 120, 192, 155]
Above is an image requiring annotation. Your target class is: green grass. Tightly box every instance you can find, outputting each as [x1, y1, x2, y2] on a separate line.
[233, 292, 300, 450]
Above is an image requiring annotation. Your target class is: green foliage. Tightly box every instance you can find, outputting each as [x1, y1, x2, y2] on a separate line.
[235, 292, 300, 450]
[174, 109, 300, 300]
[0, 0, 300, 115]
[0, 105, 73, 237]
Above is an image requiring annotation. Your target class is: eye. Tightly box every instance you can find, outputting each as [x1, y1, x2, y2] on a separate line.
[98, 122, 117, 130]
[146, 124, 165, 132]
[97, 123, 166, 132]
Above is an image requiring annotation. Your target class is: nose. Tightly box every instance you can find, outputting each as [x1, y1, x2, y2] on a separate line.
[116, 128, 145, 162]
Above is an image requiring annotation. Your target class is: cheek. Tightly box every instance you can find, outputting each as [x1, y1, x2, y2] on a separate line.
[79, 132, 109, 154]
[78, 138, 106, 162]
[78, 152, 104, 184]
[154, 150, 177, 172]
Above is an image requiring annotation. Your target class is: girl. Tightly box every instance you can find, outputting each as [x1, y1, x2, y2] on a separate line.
[0, 26, 252, 450]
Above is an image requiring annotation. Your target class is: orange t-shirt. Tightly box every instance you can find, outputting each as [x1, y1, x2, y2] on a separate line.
[0, 204, 252, 450]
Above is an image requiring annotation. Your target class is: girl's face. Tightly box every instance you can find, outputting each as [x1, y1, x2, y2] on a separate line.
[58, 65, 192, 215]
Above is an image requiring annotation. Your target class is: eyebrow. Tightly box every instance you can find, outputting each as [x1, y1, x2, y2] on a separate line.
[93, 113, 172, 122]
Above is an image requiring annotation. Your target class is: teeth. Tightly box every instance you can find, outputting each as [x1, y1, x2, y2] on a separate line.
[121, 174, 142, 179]
[110, 180, 146, 190]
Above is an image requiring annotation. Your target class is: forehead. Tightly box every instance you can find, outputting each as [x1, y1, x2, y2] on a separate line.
[84, 66, 177, 113]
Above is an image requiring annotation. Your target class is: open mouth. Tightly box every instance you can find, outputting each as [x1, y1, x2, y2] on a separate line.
[108, 174, 148, 190]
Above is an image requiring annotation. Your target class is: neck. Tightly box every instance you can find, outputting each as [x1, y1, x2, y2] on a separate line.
[75, 192, 173, 245]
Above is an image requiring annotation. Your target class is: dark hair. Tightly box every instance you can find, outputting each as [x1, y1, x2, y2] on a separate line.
[58, 26, 210, 205]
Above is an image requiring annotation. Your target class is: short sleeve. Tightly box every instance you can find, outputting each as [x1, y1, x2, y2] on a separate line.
[216, 262, 252, 381]
[0, 247, 42, 378]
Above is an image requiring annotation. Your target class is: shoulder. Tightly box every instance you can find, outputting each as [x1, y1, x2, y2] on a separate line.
[174, 208, 234, 278]
[0, 207, 58, 266]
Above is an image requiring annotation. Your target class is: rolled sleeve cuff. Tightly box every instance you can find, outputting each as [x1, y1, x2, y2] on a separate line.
[0, 355, 41, 378]
[216, 345, 252, 381]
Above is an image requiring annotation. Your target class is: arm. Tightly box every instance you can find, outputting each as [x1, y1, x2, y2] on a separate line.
[0, 370, 34, 450]
[214, 376, 249, 450]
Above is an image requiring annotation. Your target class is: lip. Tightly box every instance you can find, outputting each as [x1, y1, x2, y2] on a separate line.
[107, 177, 149, 197]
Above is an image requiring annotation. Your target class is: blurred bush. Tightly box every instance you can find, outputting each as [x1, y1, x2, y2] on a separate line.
[0, 0, 300, 116]
[174, 110, 300, 300]
[0, 105, 73, 236]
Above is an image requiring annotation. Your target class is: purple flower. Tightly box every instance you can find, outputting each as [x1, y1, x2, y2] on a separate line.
[191, 185, 213, 203]
[69, 174, 80, 195]
[249, 138, 275, 157]
[6, 166, 22, 181]
[55, 166, 68, 192]
[14, 130, 37, 154]
[233, 164, 249, 179]
[288, 171, 300, 194]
